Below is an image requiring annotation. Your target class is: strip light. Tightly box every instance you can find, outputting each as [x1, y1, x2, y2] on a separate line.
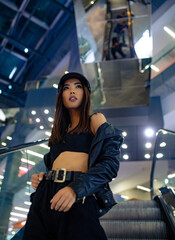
[21, 158, 35, 165]
[163, 26, 175, 39]
[137, 185, 150, 192]
[40, 144, 50, 149]
[10, 212, 27, 218]
[26, 150, 43, 158]
[14, 207, 29, 213]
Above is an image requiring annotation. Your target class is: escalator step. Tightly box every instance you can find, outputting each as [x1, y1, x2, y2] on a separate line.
[100, 207, 162, 220]
[100, 220, 168, 238]
[113, 200, 159, 209]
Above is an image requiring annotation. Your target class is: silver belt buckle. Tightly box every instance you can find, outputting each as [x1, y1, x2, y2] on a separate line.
[54, 168, 66, 183]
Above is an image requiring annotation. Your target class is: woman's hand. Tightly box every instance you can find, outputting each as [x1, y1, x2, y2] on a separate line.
[50, 186, 76, 212]
[31, 172, 45, 190]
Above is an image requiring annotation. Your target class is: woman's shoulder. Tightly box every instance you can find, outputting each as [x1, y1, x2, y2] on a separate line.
[89, 112, 107, 135]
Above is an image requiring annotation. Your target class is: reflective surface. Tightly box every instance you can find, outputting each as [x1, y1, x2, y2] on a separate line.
[0, 141, 48, 239]
[74, 0, 152, 63]
[151, 129, 175, 196]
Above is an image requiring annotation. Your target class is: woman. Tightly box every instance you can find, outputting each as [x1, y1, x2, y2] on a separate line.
[23, 72, 123, 240]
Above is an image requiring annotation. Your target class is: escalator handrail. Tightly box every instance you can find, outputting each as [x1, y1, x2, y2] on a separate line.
[150, 128, 175, 199]
[0, 138, 49, 156]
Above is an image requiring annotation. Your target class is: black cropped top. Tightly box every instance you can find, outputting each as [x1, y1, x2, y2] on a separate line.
[49, 131, 94, 166]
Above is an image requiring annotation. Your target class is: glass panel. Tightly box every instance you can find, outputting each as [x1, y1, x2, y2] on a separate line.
[152, 129, 175, 229]
[74, 0, 152, 63]
[152, 130, 175, 195]
[0, 141, 49, 239]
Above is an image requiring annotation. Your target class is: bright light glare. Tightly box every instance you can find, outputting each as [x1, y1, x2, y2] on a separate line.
[144, 154, 150, 159]
[134, 30, 152, 58]
[24, 48, 29, 53]
[45, 131, 51, 136]
[44, 109, 49, 114]
[14, 207, 29, 213]
[53, 84, 58, 89]
[9, 217, 18, 222]
[122, 131, 127, 137]
[7, 136, 12, 140]
[21, 158, 35, 165]
[40, 125, 44, 130]
[26, 150, 43, 158]
[145, 142, 152, 148]
[31, 110, 36, 115]
[151, 65, 159, 72]
[48, 117, 53, 122]
[165, 178, 169, 184]
[163, 26, 175, 39]
[168, 173, 175, 179]
[156, 153, 163, 158]
[123, 154, 129, 160]
[144, 128, 154, 137]
[160, 142, 166, 147]
[24, 201, 32, 206]
[9, 67, 17, 79]
[10, 212, 27, 218]
[36, 118, 40, 123]
[137, 185, 150, 192]
[122, 144, 128, 149]
[121, 195, 129, 199]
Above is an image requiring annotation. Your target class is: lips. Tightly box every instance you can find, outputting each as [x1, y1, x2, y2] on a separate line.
[69, 96, 77, 102]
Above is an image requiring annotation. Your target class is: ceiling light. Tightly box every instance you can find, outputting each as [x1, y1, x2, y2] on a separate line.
[9, 217, 19, 222]
[24, 201, 31, 206]
[134, 29, 152, 58]
[21, 158, 35, 165]
[8, 85, 12, 90]
[19, 167, 28, 172]
[123, 154, 129, 160]
[151, 65, 159, 72]
[160, 142, 166, 147]
[144, 154, 150, 159]
[31, 110, 36, 115]
[26, 150, 43, 158]
[165, 178, 169, 184]
[24, 48, 29, 53]
[163, 26, 175, 39]
[36, 118, 40, 123]
[0, 175, 4, 179]
[26, 181, 31, 185]
[137, 185, 150, 192]
[0, 90, 2, 94]
[121, 195, 129, 199]
[45, 131, 51, 136]
[10, 212, 27, 218]
[14, 207, 29, 213]
[48, 117, 53, 122]
[156, 153, 163, 158]
[53, 84, 58, 89]
[44, 109, 49, 114]
[122, 144, 128, 149]
[40, 143, 50, 149]
[1, 142, 7, 146]
[25, 192, 31, 196]
[145, 142, 152, 148]
[144, 128, 154, 137]
[9, 67, 17, 79]
[122, 131, 127, 137]
[6, 136, 12, 140]
[40, 125, 44, 130]
[168, 173, 175, 179]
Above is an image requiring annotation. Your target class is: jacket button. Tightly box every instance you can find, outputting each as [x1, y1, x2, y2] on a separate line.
[105, 199, 108, 204]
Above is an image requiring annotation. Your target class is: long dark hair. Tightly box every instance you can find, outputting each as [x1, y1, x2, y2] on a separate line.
[48, 85, 91, 145]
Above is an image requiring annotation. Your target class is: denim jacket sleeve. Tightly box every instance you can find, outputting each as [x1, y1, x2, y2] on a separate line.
[68, 123, 123, 199]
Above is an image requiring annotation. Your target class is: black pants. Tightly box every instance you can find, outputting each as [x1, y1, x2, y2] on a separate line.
[23, 180, 107, 240]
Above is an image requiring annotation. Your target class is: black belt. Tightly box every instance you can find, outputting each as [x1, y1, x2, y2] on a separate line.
[45, 168, 83, 183]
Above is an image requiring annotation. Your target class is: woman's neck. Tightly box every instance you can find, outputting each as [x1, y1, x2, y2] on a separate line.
[69, 109, 80, 129]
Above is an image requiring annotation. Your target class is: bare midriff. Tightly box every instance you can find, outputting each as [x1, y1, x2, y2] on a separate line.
[52, 151, 88, 173]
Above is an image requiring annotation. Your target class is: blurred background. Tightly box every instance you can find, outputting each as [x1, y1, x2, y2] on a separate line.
[0, 0, 174, 239]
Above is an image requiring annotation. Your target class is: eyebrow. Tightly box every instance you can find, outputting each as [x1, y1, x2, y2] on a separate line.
[63, 82, 82, 86]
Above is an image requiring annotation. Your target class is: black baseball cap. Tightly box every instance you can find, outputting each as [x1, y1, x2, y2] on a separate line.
[58, 72, 91, 93]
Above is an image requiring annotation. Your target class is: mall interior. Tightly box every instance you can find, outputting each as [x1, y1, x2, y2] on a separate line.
[0, 0, 174, 239]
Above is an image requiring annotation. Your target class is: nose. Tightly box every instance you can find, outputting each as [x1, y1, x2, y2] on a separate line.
[70, 89, 75, 94]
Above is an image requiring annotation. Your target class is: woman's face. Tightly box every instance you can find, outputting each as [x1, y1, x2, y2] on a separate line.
[62, 78, 84, 110]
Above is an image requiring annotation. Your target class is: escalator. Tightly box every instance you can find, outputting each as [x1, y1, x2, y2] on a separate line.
[100, 197, 174, 239]
[0, 129, 175, 239]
